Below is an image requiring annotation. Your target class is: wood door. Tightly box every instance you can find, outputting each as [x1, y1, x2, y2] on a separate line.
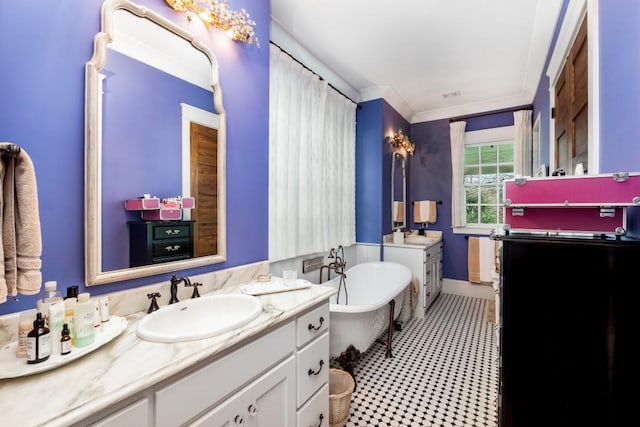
[554, 14, 588, 174]
[190, 122, 218, 257]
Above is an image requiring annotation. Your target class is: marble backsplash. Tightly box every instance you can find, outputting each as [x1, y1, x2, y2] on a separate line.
[0, 261, 269, 347]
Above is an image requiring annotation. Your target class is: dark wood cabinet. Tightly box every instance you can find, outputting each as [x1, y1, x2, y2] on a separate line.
[498, 234, 640, 427]
[128, 220, 194, 267]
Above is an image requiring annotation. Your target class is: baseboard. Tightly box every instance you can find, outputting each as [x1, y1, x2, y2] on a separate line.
[442, 278, 495, 300]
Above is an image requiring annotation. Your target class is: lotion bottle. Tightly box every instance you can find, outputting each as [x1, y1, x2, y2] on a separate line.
[74, 293, 95, 347]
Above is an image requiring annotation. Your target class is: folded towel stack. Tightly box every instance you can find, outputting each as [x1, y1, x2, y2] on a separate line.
[0, 143, 42, 303]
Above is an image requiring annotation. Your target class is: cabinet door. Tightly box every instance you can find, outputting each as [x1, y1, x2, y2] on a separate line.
[244, 356, 296, 427]
[190, 392, 244, 427]
[193, 357, 296, 427]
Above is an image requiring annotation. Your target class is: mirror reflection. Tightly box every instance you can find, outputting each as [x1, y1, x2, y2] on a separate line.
[85, 1, 226, 285]
[391, 152, 406, 229]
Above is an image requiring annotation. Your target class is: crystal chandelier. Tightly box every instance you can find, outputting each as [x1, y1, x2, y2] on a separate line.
[165, 0, 259, 46]
[389, 129, 415, 155]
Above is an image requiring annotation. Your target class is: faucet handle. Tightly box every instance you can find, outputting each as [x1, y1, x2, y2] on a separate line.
[147, 292, 161, 313]
[328, 247, 336, 258]
[186, 281, 202, 299]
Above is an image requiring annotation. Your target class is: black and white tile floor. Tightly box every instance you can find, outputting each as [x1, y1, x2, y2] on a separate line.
[338, 293, 498, 427]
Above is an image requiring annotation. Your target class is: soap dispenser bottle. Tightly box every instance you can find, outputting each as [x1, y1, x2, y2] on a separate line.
[74, 293, 95, 347]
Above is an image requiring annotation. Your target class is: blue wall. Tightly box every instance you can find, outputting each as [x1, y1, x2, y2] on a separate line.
[0, 0, 269, 314]
[598, 1, 640, 173]
[355, 99, 409, 244]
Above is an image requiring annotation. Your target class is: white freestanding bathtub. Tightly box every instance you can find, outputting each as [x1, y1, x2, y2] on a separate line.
[325, 261, 412, 358]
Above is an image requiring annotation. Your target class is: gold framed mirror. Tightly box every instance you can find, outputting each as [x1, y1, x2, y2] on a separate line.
[85, 0, 226, 285]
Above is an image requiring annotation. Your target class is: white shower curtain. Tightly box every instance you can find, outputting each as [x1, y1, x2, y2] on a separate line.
[450, 120, 467, 228]
[513, 110, 532, 176]
[269, 45, 356, 262]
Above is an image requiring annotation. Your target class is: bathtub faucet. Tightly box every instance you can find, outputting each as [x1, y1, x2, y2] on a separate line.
[319, 246, 347, 283]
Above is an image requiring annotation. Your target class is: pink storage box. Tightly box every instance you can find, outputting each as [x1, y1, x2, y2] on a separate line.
[503, 173, 640, 234]
[180, 197, 195, 209]
[504, 173, 640, 206]
[141, 208, 183, 221]
[124, 197, 160, 211]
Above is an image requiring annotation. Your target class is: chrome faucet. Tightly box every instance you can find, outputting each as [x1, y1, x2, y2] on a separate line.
[169, 274, 191, 304]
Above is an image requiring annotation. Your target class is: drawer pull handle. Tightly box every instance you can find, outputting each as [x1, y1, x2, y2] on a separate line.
[234, 415, 244, 426]
[312, 413, 324, 427]
[308, 316, 325, 331]
[165, 229, 182, 236]
[308, 359, 324, 376]
[164, 245, 181, 252]
[247, 404, 258, 416]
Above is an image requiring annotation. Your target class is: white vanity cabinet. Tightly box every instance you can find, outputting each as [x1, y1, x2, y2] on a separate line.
[384, 241, 443, 318]
[83, 301, 330, 427]
[295, 303, 330, 426]
[91, 398, 150, 427]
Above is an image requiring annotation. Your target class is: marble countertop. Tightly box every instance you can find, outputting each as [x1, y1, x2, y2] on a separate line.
[0, 282, 335, 427]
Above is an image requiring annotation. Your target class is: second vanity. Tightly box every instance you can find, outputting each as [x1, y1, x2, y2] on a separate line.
[0, 279, 335, 427]
[384, 231, 443, 318]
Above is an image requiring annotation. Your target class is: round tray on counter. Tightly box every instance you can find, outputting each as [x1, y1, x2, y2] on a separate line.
[0, 315, 127, 379]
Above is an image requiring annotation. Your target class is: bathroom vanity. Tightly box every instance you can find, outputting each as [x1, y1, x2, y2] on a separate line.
[0, 283, 334, 427]
[383, 233, 443, 318]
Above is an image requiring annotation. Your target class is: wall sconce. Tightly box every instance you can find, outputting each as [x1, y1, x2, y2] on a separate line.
[389, 129, 415, 155]
[165, 0, 259, 46]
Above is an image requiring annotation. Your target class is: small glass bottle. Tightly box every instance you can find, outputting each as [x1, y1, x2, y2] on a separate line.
[60, 323, 71, 355]
[26, 312, 51, 364]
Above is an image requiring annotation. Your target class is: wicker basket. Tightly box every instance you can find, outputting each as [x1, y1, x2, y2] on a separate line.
[329, 369, 355, 427]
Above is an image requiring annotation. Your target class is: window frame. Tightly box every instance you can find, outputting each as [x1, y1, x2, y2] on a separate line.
[453, 125, 514, 235]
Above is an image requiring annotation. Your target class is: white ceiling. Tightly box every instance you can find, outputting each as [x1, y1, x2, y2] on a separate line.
[270, 0, 564, 123]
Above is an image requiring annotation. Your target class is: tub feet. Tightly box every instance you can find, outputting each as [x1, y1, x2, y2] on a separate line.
[334, 345, 361, 391]
[386, 300, 396, 358]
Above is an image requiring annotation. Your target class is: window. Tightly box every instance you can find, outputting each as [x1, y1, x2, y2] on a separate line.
[464, 141, 514, 226]
[453, 126, 515, 234]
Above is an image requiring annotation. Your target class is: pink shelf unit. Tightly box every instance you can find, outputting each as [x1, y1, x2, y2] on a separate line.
[124, 197, 195, 221]
[503, 173, 640, 235]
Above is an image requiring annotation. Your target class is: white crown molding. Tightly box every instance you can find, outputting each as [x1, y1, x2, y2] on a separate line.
[410, 93, 533, 124]
[359, 85, 414, 123]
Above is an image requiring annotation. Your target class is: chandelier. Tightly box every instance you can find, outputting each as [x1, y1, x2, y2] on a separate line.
[165, 0, 259, 46]
[389, 129, 415, 155]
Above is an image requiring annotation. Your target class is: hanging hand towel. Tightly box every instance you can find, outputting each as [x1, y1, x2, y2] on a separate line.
[0, 143, 42, 303]
[413, 200, 437, 224]
[467, 237, 481, 283]
[479, 237, 496, 283]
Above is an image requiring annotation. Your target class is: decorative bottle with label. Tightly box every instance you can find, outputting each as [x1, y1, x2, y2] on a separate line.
[26, 312, 51, 364]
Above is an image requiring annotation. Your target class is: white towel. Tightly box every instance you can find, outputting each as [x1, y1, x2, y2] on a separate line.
[479, 237, 495, 283]
[413, 200, 437, 224]
[0, 143, 42, 303]
[392, 201, 404, 222]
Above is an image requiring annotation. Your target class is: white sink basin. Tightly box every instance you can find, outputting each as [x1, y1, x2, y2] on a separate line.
[136, 294, 263, 343]
[404, 235, 441, 246]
